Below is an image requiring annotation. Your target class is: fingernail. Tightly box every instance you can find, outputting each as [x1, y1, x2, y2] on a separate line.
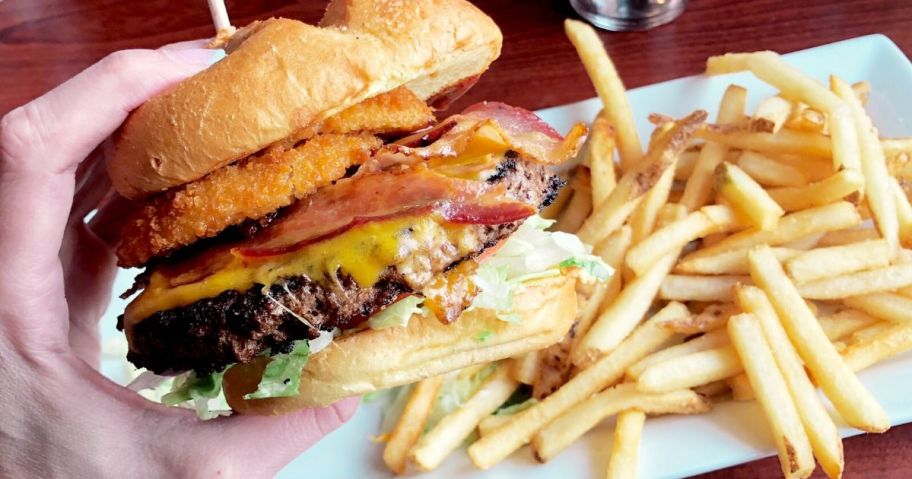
[165, 48, 226, 67]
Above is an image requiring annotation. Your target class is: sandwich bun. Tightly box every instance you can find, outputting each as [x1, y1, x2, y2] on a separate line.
[109, 0, 502, 199]
[222, 274, 577, 414]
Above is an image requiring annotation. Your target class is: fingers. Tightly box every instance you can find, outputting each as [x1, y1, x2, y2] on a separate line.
[0, 45, 223, 351]
[202, 397, 360, 476]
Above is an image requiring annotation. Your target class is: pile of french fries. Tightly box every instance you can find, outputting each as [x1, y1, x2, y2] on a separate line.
[378, 19, 912, 479]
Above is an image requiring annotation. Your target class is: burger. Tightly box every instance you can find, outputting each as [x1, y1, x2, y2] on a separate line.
[111, 0, 603, 416]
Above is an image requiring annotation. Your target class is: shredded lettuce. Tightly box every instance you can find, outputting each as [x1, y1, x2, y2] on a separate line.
[162, 370, 229, 420]
[367, 296, 426, 330]
[244, 339, 311, 399]
[468, 215, 612, 320]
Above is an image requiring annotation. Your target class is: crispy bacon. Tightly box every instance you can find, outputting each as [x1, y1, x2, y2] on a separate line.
[236, 167, 535, 258]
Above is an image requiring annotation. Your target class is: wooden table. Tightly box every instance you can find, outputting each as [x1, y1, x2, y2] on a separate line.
[2, 0, 911, 477]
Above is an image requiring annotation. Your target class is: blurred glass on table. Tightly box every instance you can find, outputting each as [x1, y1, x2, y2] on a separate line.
[570, 0, 688, 31]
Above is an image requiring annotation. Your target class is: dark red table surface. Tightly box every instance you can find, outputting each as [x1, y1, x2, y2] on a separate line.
[2, 0, 911, 477]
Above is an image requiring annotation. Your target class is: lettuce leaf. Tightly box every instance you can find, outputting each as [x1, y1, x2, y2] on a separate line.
[367, 295, 425, 330]
[425, 363, 498, 432]
[162, 370, 228, 420]
[468, 215, 612, 320]
[244, 339, 310, 399]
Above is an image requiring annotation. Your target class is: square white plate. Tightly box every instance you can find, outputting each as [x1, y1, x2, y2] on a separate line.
[100, 34, 912, 479]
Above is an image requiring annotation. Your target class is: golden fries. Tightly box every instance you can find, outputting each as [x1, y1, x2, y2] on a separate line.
[577, 111, 705, 245]
[681, 85, 747, 210]
[796, 263, 912, 300]
[842, 324, 912, 372]
[752, 95, 792, 133]
[411, 365, 517, 471]
[467, 303, 679, 469]
[682, 201, 861, 263]
[655, 303, 738, 335]
[818, 228, 881, 247]
[696, 125, 832, 158]
[531, 383, 709, 463]
[636, 344, 743, 392]
[605, 410, 647, 479]
[512, 352, 541, 385]
[735, 286, 844, 478]
[737, 150, 808, 187]
[676, 246, 801, 275]
[589, 112, 618, 206]
[715, 162, 785, 230]
[383, 376, 444, 474]
[843, 293, 912, 323]
[658, 274, 748, 302]
[555, 166, 593, 233]
[748, 245, 889, 432]
[626, 204, 740, 275]
[727, 313, 816, 479]
[766, 169, 865, 212]
[833, 75, 900, 254]
[818, 309, 880, 341]
[785, 239, 891, 283]
[564, 20, 642, 172]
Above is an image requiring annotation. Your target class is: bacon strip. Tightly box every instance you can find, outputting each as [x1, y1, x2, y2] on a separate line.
[235, 167, 534, 258]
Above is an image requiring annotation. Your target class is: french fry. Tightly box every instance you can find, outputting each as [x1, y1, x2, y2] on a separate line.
[675, 149, 699, 181]
[513, 352, 541, 385]
[852, 81, 871, 105]
[577, 111, 706, 245]
[727, 313, 816, 479]
[748, 245, 889, 432]
[842, 324, 912, 372]
[555, 166, 593, 233]
[715, 162, 785, 230]
[681, 85, 747, 211]
[783, 233, 826, 251]
[752, 95, 792, 133]
[786, 102, 827, 133]
[833, 75, 899, 254]
[681, 201, 861, 263]
[658, 274, 749, 302]
[766, 169, 865, 212]
[675, 246, 801, 275]
[589, 111, 618, 206]
[817, 228, 881, 247]
[477, 413, 513, 438]
[737, 150, 808, 187]
[728, 373, 755, 401]
[636, 345, 743, 392]
[770, 153, 835, 182]
[571, 226, 635, 357]
[796, 263, 912, 300]
[573, 239, 685, 364]
[655, 303, 739, 335]
[818, 309, 881, 341]
[629, 159, 677, 244]
[383, 376, 444, 474]
[694, 380, 731, 398]
[735, 286, 844, 479]
[706, 51, 859, 172]
[890, 178, 912, 246]
[627, 329, 730, 380]
[626, 204, 740, 276]
[785, 239, 891, 283]
[696, 125, 832, 158]
[467, 303, 681, 469]
[531, 383, 709, 463]
[882, 138, 912, 160]
[843, 293, 912, 323]
[605, 410, 647, 479]
[564, 20, 642, 172]
[411, 365, 518, 471]
[850, 322, 895, 344]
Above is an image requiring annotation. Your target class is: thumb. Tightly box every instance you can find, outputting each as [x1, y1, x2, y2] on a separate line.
[0, 45, 223, 350]
[198, 397, 360, 476]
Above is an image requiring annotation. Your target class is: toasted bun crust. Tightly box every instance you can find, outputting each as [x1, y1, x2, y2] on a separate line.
[109, 0, 502, 199]
[222, 274, 577, 414]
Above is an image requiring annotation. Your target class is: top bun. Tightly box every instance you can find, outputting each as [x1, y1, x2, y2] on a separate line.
[109, 0, 502, 199]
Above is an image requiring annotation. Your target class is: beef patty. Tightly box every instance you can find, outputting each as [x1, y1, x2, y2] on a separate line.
[124, 153, 563, 374]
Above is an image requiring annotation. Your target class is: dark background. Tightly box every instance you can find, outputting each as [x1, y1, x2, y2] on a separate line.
[2, 0, 911, 477]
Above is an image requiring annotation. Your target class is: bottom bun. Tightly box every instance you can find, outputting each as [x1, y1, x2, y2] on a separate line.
[223, 274, 577, 415]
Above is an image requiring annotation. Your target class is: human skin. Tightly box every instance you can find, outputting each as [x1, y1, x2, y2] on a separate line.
[0, 41, 357, 478]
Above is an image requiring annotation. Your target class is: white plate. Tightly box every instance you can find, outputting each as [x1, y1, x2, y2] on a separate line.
[101, 34, 912, 479]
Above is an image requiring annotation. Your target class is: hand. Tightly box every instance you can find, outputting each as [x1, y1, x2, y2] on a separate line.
[0, 41, 357, 478]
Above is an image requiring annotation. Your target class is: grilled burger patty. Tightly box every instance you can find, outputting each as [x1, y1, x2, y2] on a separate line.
[124, 154, 563, 374]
